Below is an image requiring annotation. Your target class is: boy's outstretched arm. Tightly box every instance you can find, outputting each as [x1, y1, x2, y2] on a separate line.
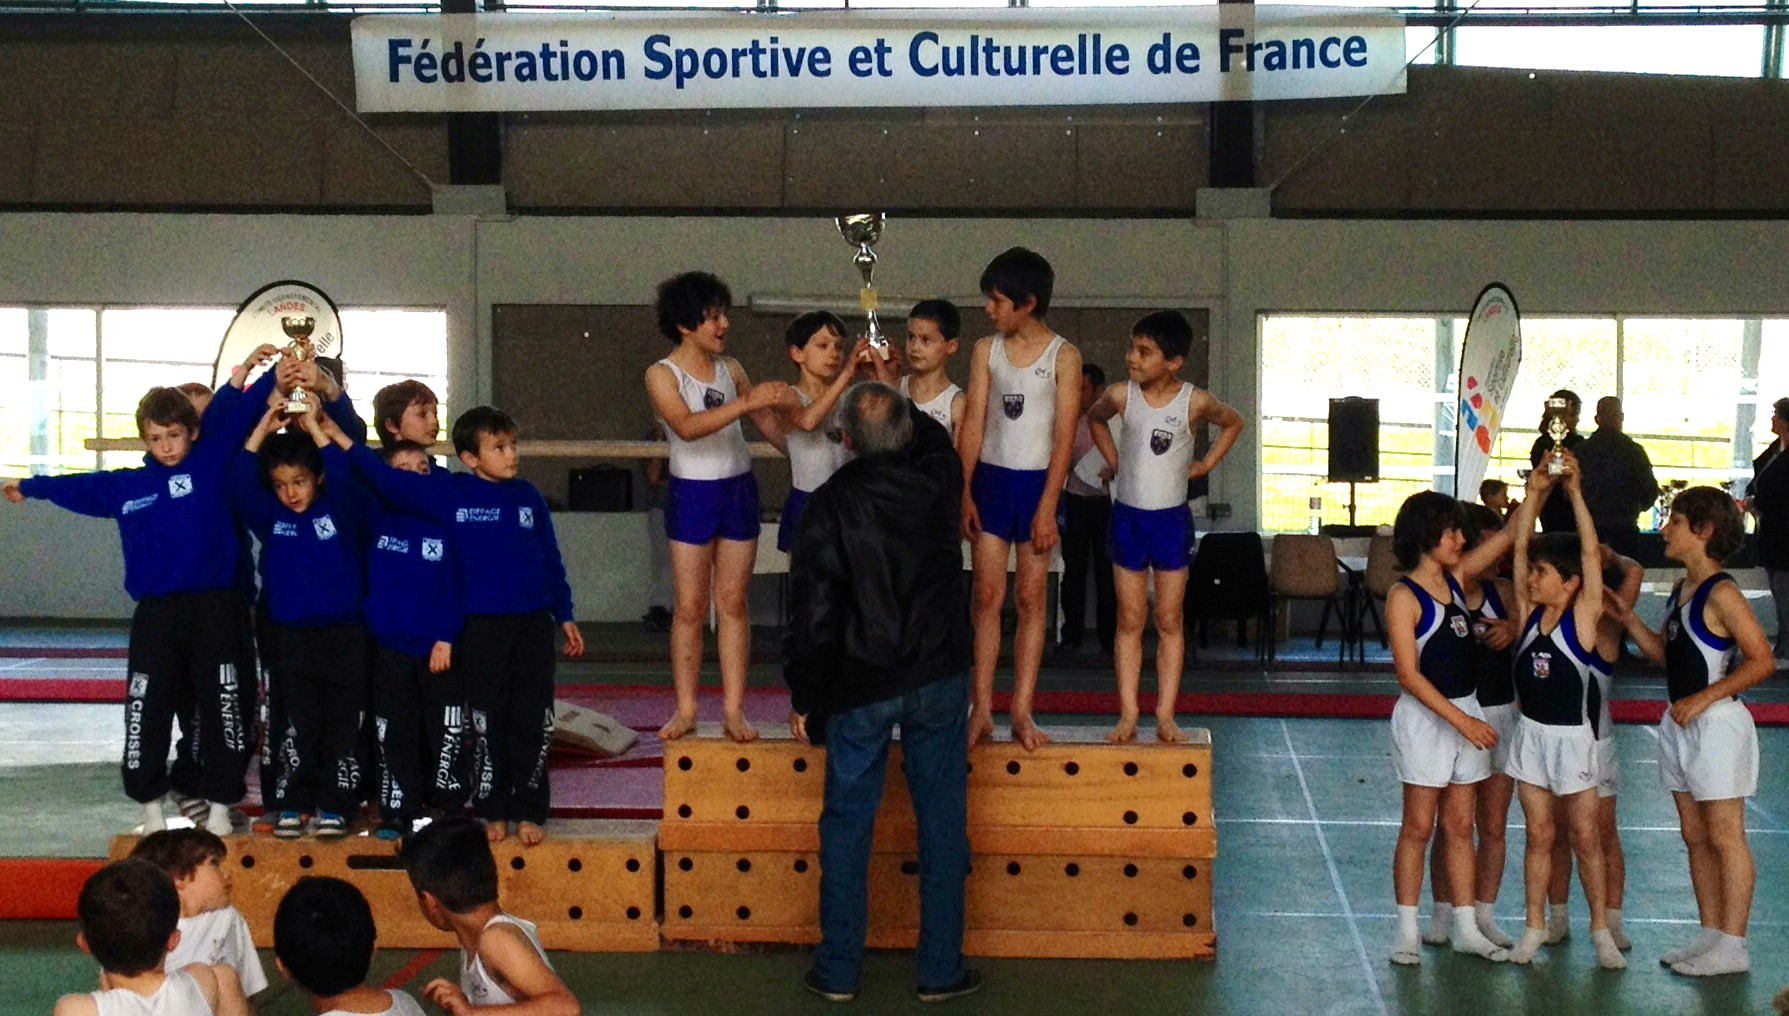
[6, 467, 123, 519]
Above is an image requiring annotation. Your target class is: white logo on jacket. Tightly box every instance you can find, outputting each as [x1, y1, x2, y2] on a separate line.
[168, 474, 193, 497]
[422, 538, 444, 561]
[519, 507, 534, 529]
[312, 515, 337, 540]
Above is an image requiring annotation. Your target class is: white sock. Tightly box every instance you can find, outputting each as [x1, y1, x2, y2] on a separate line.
[1546, 902, 1570, 944]
[1423, 901, 1453, 945]
[203, 803, 232, 837]
[1606, 908, 1630, 951]
[1510, 926, 1548, 965]
[1592, 928, 1628, 970]
[142, 799, 166, 834]
[1391, 905, 1422, 965]
[1659, 926, 1723, 967]
[1475, 901, 1514, 948]
[1450, 907, 1509, 961]
[1671, 934, 1749, 977]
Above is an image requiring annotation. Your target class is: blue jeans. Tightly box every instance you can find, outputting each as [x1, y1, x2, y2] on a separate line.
[813, 672, 970, 992]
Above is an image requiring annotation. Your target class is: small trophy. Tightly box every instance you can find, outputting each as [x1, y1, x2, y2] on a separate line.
[1545, 396, 1570, 475]
[280, 315, 319, 415]
[836, 212, 889, 360]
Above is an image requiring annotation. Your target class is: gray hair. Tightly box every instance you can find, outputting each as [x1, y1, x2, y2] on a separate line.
[842, 382, 911, 456]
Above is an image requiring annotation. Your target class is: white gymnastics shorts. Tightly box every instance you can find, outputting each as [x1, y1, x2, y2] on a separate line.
[1390, 693, 1492, 788]
[1657, 698, 1759, 802]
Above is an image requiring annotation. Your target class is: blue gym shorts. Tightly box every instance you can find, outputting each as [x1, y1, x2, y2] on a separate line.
[777, 488, 813, 553]
[970, 462, 1050, 545]
[665, 473, 761, 546]
[1108, 502, 1194, 573]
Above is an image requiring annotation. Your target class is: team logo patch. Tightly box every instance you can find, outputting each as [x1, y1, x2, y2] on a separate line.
[704, 388, 725, 410]
[1666, 620, 1681, 640]
[1032, 363, 1053, 380]
[455, 508, 468, 523]
[168, 474, 193, 498]
[1151, 429, 1173, 455]
[1003, 394, 1025, 420]
[519, 506, 534, 529]
[1166, 415, 1183, 428]
[1449, 615, 1469, 638]
[1531, 652, 1552, 679]
[312, 515, 337, 540]
[422, 538, 444, 561]
[128, 673, 150, 699]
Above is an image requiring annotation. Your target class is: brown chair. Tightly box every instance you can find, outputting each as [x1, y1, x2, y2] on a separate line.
[1268, 534, 1350, 664]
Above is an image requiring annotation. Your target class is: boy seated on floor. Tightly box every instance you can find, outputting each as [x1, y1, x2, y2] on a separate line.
[130, 828, 267, 999]
[275, 876, 426, 1015]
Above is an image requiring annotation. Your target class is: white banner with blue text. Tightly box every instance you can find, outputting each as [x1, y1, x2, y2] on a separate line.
[351, 8, 1406, 113]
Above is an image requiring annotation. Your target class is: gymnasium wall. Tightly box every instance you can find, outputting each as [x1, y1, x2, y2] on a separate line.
[5, 212, 1789, 620]
[3, 14, 1789, 216]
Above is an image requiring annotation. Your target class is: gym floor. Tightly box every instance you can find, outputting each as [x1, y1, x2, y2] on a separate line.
[1, 623, 1785, 1015]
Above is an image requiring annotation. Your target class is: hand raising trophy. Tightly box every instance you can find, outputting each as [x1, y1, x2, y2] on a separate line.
[836, 212, 889, 360]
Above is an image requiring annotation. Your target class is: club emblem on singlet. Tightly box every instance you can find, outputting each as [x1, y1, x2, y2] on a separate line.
[704, 388, 725, 410]
[1531, 652, 1552, 678]
[312, 515, 337, 540]
[1151, 429, 1173, 455]
[1449, 615, 1469, 638]
[1003, 394, 1025, 420]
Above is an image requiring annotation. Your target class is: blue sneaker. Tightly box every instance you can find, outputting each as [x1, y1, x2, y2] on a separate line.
[273, 812, 305, 839]
[374, 822, 403, 841]
[314, 812, 348, 839]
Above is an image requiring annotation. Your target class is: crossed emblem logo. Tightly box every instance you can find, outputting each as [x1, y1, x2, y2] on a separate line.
[1150, 429, 1173, 455]
[422, 538, 444, 561]
[704, 388, 725, 410]
[312, 515, 337, 540]
[519, 506, 535, 529]
[168, 474, 193, 498]
[1003, 394, 1025, 420]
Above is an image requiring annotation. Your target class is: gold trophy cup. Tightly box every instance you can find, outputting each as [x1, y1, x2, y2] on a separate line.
[1544, 396, 1570, 475]
[281, 315, 318, 415]
[836, 213, 889, 360]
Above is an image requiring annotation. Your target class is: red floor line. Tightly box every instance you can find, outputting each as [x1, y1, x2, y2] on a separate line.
[383, 948, 448, 990]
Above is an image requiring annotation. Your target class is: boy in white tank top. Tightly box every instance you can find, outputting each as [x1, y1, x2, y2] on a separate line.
[403, 817, 579, 1013]
[56, 860, 249, 1016]
[1086, 311, 1243, 744]
[1608, 487, 1774, 977]
[273, 877, 426, 1016]
[775, 311, 872, 554]
[958, 248, 1082, 751]
[645, 271, 800, 744]
[901, 299, 966, 438]
[129, 829, 267, 1000]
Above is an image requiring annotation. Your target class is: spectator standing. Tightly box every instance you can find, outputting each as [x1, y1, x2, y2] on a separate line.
[1575, 397, 1659, 559]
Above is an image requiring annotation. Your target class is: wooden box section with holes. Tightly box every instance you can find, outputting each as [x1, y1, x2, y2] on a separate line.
[658, 724, 1218, 959]
[109, 819, 659, 952]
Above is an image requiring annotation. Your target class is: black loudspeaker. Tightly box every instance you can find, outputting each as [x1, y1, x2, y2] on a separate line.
[1327, 398, 1380, 483]
[568, 466, 633, 512]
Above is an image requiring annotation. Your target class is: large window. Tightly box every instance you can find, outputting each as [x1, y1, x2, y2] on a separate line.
[0, 306, 449, 476]
[1259, 313, 1779, 533]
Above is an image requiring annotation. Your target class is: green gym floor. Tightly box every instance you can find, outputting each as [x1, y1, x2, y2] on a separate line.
[2, 623, 1787, 1014]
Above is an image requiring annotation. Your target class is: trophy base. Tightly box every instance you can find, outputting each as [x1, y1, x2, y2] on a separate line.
[284, 399, 314, 415]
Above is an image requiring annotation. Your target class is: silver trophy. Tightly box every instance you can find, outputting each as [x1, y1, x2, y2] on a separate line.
[836, 213, 889, 360]
[1544, 396, 1571, 475]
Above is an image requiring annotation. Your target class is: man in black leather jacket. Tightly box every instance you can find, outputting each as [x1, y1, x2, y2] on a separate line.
[783, 381, 978, 1004]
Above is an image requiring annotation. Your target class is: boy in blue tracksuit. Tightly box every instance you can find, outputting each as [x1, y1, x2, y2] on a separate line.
[230, 406, 373, 839]
[2, 351, 281, 835]
[365, 439, 465, 840]
[317, 405, 583, 847]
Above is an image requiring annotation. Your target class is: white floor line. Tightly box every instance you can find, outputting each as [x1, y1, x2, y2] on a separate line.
[1219, 816, 1789, 835]
[1280, 718, 1387, 1016]
[1236, 910, 1789, 928]
[0, 658, 46, 672]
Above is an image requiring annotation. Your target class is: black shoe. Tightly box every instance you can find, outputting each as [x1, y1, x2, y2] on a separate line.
[918, 970, 981, 1003]
[803, 970, 858, 1003]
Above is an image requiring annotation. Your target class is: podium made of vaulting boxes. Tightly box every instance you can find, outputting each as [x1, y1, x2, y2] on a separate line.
[110, 818, 659, 952]
[659, 724, 1217, 959]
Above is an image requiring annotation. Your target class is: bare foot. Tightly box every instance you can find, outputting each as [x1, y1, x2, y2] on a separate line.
[967, 706, 995, 749]
[1012, 715, 1051, 751]
[485, 820, 509, 844]
[517, 821, 546, 847]
[658, 710, 699, 741]
[1106, 714, 1139, 743]
[1155, 716, 1189, 743]
[722, 713, 759, 743]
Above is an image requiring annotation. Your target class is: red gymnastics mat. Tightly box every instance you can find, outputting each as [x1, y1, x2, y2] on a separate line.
[11, 676, 1789, 727]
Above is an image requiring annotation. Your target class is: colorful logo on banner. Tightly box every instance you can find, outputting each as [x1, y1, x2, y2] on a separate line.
[1454, 284, 1522, 499]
